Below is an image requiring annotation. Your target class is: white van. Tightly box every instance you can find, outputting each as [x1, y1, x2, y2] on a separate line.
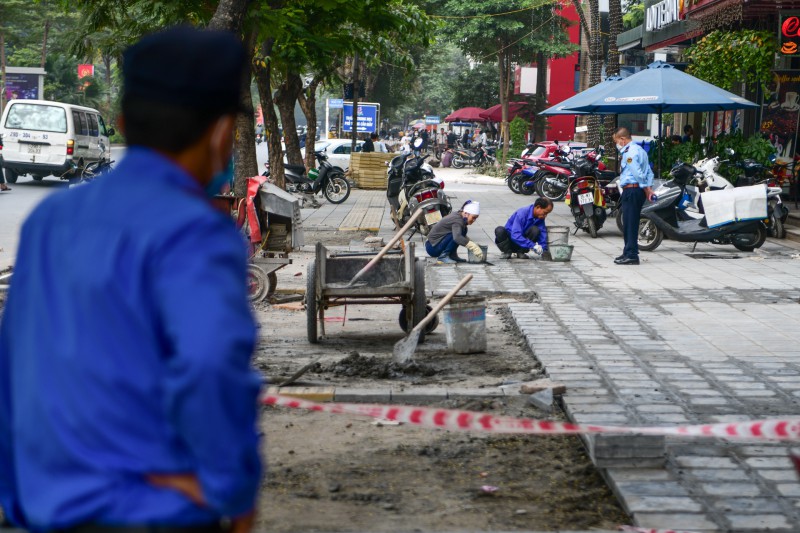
[0, 99, 114, 183]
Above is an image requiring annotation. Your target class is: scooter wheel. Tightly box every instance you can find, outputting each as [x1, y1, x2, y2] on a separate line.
[588, 216, 598, 238]
[637, 218, 662, 251]
[507, 172, 522, 193]
[452, 157, 465, 169]
[518, 175, 536, 196]
[734, 223, 767, 252]
[541, 177, 566, 202]
[615, 210, 624, 232]
[770, 213, 786, 239]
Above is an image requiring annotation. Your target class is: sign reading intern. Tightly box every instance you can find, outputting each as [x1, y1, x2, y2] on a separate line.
[645, 0, 681, 32]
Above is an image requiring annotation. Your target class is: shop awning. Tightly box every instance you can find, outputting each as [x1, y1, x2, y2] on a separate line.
[619, 40, 641, 51]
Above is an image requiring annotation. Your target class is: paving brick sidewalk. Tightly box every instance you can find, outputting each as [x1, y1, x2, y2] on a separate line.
[303, 173, 800, 532]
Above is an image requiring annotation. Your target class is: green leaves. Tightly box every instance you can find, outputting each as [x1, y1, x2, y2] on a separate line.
[685, 30, 777, 93]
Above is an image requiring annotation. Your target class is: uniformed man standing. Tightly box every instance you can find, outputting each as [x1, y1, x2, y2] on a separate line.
[613, 127, 654, 265]
[0, 27, 261, 532]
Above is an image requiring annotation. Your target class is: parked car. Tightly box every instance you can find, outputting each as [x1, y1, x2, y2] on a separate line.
[288, 139, 364, 170]
[0, 99, 114, 183]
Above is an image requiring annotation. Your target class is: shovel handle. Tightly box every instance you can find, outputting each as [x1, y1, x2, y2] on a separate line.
[411, 274, 473, 334]
[349, 209, 424, 286]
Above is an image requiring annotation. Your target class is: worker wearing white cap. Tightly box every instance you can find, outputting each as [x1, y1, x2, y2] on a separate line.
[425, 200, 484, 264]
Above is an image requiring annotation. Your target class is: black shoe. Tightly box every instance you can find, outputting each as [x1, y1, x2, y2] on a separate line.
[614, 257, 640, 265]
[449, 251, 467, 263]
[615, 254, 625, 261]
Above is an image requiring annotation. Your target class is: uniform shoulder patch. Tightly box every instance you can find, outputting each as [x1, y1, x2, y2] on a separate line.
[627, 157, 633, 163]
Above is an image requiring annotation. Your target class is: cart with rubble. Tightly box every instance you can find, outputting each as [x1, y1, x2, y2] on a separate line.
[305, 241, 436, 343]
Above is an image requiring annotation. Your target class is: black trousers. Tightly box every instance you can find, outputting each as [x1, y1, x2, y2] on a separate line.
[495, 226, 540, 254]
[621, 187, 646, 259]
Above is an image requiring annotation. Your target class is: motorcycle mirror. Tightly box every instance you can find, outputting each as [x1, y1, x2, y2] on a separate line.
[561, 145, 572, 154]
[725, 148, 735, 156]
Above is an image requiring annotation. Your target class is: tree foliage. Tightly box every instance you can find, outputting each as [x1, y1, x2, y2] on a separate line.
[684, 30, 777, 93]
[434, 0, 575, 160]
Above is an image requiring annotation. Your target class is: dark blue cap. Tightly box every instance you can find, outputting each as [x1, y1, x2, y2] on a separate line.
[122, 25, 246, 113]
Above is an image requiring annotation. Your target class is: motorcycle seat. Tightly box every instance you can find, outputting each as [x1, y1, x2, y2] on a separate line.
[545, 160, 572, 168]
[285, 163, 306, 175]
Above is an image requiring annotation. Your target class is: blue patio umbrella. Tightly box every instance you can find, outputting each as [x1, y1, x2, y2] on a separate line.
[565, 61, 759, 175]
[539, 76, 625, 116]
[568, 61, 758, 115]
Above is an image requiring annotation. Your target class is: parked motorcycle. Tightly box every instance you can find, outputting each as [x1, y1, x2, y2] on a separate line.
[564, 152, 614, 238]
[637, 161, 767, 253]
[451, 143, 493, 168]
[678, 152, 786, 239]
[262, 149, 351, 206]
[536, 147, 606, 202]
[725, 151, 789, 238]
[505, 158, 541, 194]
[387, 139, 451, 236]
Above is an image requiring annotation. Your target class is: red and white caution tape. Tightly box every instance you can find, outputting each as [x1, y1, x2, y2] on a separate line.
[619, 526, 695, 533]
[263, 394, 800, 441]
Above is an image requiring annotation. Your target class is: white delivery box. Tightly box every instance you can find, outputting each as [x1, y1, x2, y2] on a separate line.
[700, 185, 767, 228]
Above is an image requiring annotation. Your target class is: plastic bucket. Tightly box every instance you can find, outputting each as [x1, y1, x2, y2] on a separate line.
[467, 244, 488, 263]
[549, 244, 574, 262]
[442, 296, 487, 354]
[547, 226, 570, 246]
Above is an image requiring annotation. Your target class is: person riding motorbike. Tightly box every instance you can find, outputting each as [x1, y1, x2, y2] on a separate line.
[425, 200, 484, 264]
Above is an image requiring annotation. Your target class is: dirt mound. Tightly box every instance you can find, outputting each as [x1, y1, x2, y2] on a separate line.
[322, 351, 438, 379]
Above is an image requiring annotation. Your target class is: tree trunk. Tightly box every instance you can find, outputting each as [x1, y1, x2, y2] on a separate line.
[275, 73, 304, 167]
[298, 78, 321, 171]
[254, 40, 285, 189]
[207, 0, 250, 31]
[232, 29, 258, 197]
[351, 53, 360, 151]
[103, 53, 112, 115]
[534, 51, 548, 142]
[603, 0, 622, 155]
[0, 31, 5, 116]
[208, 0, 254, 197]
[570, 0, 592, 41]
[587, 0, 602, 148]
[41, 18, 50, 68]
[498, 47, 510, 163]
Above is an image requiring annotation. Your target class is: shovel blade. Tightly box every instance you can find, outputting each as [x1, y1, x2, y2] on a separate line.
[392, 330, 421, 364]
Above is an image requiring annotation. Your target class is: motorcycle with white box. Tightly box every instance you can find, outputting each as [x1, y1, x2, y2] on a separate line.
[638, 161, 768, 253]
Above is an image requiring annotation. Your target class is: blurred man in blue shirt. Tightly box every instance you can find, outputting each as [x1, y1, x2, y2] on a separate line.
[0, 27, 261, 533]
[613, 127, 654, 265]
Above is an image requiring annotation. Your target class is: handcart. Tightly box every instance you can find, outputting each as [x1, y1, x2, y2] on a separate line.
[216, 177, 303, 302]
[305, 241, 435, 343]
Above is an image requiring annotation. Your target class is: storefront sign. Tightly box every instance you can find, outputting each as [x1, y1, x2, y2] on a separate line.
[760, 71, 800, 167]
[780, 15, 800, 56]
[645, 0, 681, 32]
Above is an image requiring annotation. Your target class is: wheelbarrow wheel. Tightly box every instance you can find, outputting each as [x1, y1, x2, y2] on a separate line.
[247, 264, 269, 303]
[399, 305, 439, 335]
[306, 261, 318, 343]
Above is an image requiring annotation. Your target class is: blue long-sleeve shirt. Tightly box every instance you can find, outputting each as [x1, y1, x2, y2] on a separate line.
[618, 142, 654, 187]
[0, 148, 261, 531]
[504, 205, 548, 251]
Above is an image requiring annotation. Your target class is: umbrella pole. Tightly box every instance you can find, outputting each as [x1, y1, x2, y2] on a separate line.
[658, 112, 663, 179]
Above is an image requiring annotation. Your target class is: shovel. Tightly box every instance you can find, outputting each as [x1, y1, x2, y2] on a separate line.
[393, 274, 473, 364]
[342, 209, 424, 288]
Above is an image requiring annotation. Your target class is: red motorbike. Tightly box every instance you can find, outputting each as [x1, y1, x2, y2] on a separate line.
[536, 148, 607, 201]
